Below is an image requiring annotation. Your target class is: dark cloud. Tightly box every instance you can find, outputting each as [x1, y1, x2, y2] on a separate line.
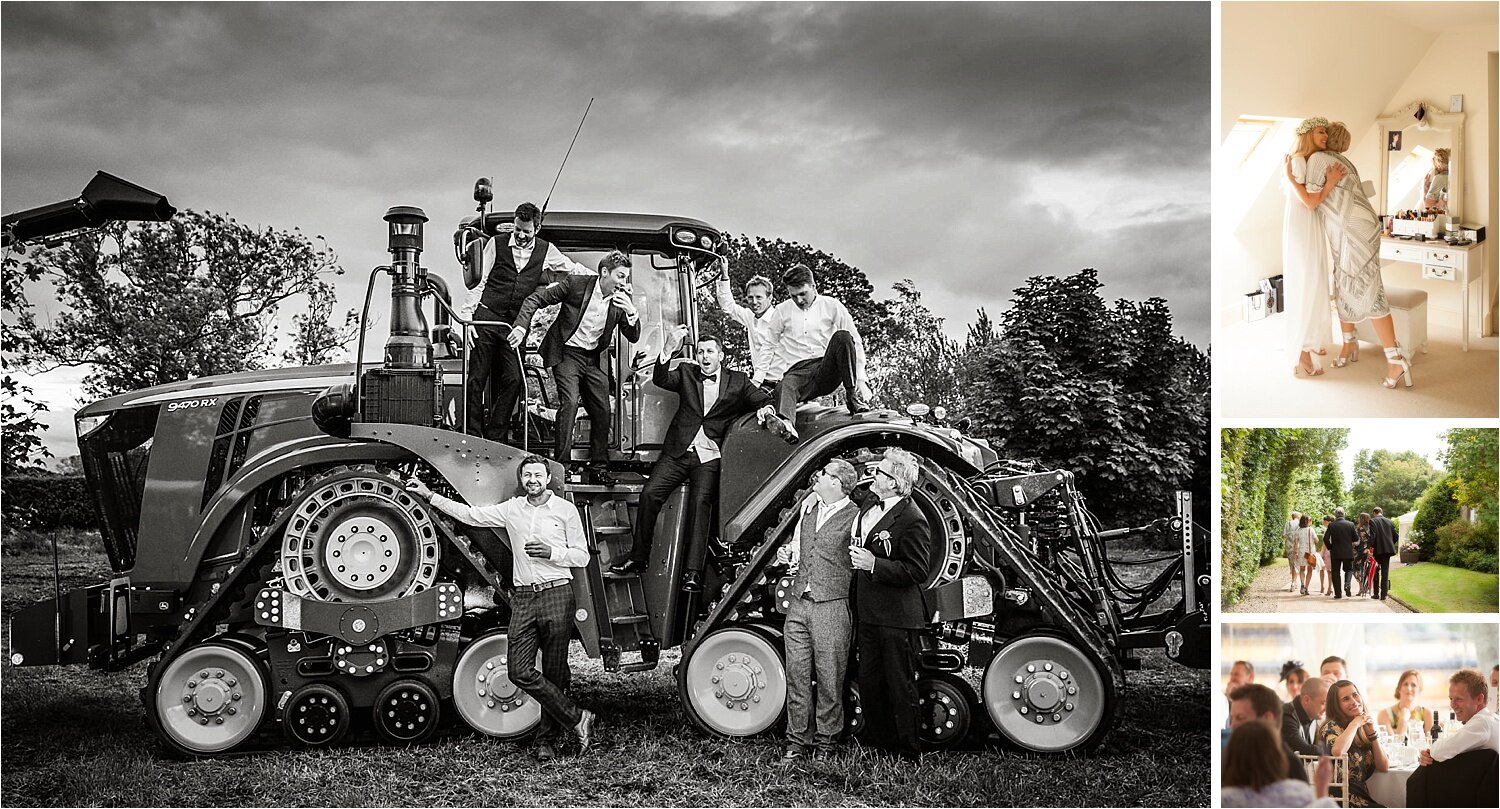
[3, 1, 1209, 348]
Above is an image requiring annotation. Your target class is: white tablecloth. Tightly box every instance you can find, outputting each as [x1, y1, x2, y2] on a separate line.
[1366, 766, 1417, 808]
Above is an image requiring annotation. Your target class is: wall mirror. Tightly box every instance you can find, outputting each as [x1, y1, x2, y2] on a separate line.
[1377, 99, 1464, 221]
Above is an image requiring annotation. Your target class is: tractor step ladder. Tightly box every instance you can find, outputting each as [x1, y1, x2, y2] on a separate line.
[569, 483, 660, 673]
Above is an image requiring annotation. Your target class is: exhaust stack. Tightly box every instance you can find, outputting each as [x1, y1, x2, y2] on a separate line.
[383, 206, 432, 369]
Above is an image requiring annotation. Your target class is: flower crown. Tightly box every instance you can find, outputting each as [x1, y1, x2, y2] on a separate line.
[1295, 117, 1330, 136]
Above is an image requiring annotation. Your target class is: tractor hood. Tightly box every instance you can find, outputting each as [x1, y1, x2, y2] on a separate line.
[75, 363, 358, 419]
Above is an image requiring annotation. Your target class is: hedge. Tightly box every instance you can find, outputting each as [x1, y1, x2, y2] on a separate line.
[1, 474, 98, 531]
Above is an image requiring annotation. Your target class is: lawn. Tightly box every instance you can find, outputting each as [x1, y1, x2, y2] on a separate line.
[2, 531, 1209, 807]
[1390, 562, 1500, 613]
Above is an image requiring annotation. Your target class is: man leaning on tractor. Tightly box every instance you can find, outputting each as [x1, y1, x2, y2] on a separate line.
[405, 456, 598, 762]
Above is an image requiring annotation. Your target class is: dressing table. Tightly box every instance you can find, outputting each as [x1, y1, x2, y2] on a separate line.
[1378, 237, 1486, 351]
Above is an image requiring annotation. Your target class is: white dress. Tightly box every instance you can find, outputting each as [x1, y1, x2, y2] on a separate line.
[1306, 152, 1389, 323]
[1283, 155, 1332, 368]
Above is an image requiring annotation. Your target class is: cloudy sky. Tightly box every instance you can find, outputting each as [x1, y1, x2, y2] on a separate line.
[3, 1, 1209, 458]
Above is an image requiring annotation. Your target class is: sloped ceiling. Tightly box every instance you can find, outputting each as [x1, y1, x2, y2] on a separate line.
[1221, 1, 1455, 141]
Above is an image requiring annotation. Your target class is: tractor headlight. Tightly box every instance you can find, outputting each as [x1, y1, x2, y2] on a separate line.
[905, 402, 930, 418]
[77, 414, 112, 440]
[674, 229, 698, 245]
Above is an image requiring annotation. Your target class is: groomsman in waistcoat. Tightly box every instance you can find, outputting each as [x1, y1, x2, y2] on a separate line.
[511, 251, 641, 483]
[849, 447, 931, 760]
[462, 202, 589, 441]
[775, 458, 860, 762]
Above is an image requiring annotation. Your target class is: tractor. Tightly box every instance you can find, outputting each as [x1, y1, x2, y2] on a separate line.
[6, 177, 1210, 757]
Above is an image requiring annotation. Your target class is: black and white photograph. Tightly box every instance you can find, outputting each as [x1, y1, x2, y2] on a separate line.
[1, 2, 1212, 806]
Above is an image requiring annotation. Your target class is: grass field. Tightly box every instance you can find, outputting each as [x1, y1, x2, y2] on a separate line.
[1390, 562, 1500, 613]
[1, 531, 1209, 807]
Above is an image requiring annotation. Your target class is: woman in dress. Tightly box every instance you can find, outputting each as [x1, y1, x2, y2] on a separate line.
[1285, 122, 1414, 389]
[1320, 680, 1391, 807]
[1316, 516, 1332, 595]
[1283, 118, 1345, 377]
[1292, 514, 1318, 596]
[1281, 661, 1310, 705]
[1353, 513, 1372, 597]
[1222, 719, 1337, 808]
[1422, 148, 1449, 214]
[1377, 669, 1433, 740]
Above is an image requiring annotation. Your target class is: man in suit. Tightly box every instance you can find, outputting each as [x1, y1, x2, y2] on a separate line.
[512, 251, 641, 484]
[849, 447, 931, 760]
[606, 326, 773, 588]
[1283, 675, 1329, 756]
[1323, 508, 1359, 600]
[1230, 683, 1304, 779]
[774, 458, 860, 762]
[1368, 506, 1398, 600]
[461, 201, 590, 441]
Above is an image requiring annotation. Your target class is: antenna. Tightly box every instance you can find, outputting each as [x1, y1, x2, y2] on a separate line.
[541, 97, 594, 219]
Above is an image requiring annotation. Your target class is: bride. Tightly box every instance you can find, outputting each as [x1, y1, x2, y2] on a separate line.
[1285, 121, 1413, 389]
[1282, 117, 1345, 376]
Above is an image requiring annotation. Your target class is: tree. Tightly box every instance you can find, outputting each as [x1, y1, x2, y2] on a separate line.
[2, 244, 52, 473]
[1347, 449, 1439, 518]
[15, 210, 354, 399]
[864, 279, 964, 413]
[965, 269, 1208, 527]
[1410, 473, 1460, 561]
[1441, 428, 1498, 523]
[282, 282, 360, 367]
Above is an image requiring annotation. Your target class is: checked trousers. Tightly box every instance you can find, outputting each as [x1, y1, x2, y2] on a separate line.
[506, 585, 584, 741]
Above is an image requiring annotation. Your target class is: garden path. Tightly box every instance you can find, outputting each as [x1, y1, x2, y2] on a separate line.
[1228, 557, 1413, 614]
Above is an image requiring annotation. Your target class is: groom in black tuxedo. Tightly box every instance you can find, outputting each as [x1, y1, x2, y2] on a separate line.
[1324, 508, 1359, 599]
[608, 325, 773, 590]
[849, 447, 932, 760]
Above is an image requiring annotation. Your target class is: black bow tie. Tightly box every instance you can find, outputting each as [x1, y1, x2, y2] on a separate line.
[701, 373, 718, 383]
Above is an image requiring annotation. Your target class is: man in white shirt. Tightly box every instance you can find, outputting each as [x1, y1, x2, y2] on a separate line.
[773, 458, 859, 762]
[512, 252, 641, 483]
[459, 202, 590, 441]
[710, 258, 782, 388]
[405, 456, 596, 762]
[1420, 669, 1499, 765]
[763, 264, 873, 441]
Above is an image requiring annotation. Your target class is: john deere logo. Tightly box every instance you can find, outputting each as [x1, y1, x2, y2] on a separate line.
[167, 397, 219, 412]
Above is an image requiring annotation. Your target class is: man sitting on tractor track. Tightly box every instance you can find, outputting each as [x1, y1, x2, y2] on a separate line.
[405, 455, 598, 762]
[462, 201, 591, 442]
[774, 457, 860, 763]
[606, 325, 774, 588]
[511, 250, 641, 485]
[710, 257, 783, 391]
[761, 263, 873, 443]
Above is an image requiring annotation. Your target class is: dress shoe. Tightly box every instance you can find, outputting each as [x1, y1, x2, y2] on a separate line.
[764, 415, 799, 444]
[607, 558, 648, 577]
[574, 709, 597, 752]
[681, 570, 703, 592]
[535, 741, 557, 762]
[590, 467, 620, 486]
[812, 747, 834, 762]
[782, 745, 805, 761]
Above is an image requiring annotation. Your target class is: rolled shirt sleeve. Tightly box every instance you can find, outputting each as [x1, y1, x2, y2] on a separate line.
[428, 493, 508, 528]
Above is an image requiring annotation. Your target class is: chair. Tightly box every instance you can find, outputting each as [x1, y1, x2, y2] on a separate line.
[1406, 748, 1499, 808]
[1353, 286, 1429, 362]
[1298, 753, 1350, 808]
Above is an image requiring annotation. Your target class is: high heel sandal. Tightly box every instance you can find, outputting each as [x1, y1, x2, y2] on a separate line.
[1332, 331, 1359, 368]
[1382, 344, 1413, 389]
[1293, 351, 1324, 377]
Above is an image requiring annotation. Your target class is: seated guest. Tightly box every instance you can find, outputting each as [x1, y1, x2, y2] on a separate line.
[1225, 660, 1254, 727]
[1377, 669, 1434, 741]
[1320, 680, 1390, 807]
[1319, 656, 1348, 684]
[1229, 683, 1304, 779]
[1281, 661, 1309, 707]
[1409, 669, 1498, 807]
[1222, 719, 1337, 808]
[1284, 676, 1330, 757]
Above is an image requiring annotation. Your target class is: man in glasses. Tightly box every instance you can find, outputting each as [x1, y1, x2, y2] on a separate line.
[460, 201, 590, 442]
[607, 325, 773, 588]
[849, 448, 931, 761]
[774, 458, 860, 763]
